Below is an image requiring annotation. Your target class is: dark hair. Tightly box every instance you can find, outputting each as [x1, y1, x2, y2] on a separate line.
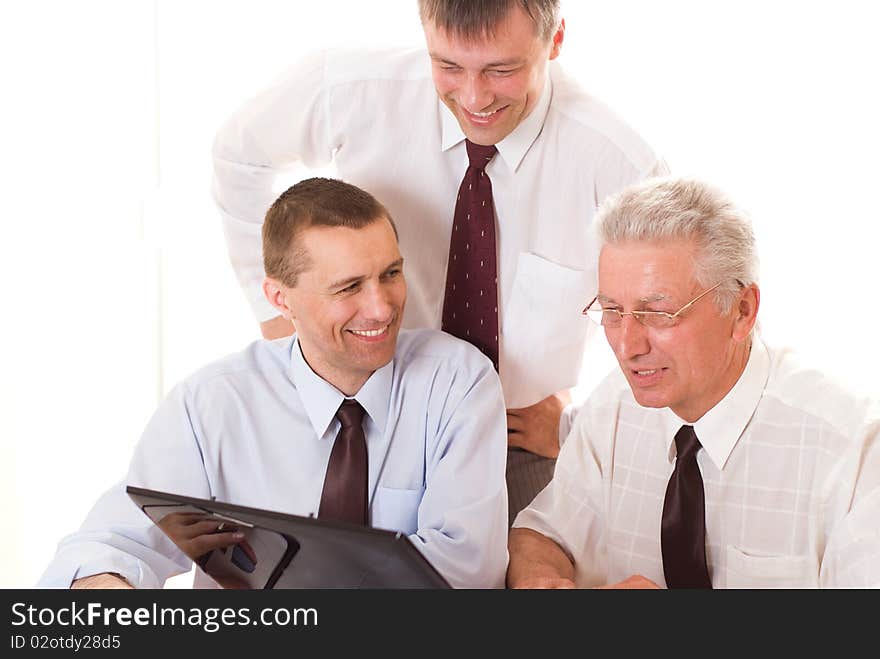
[262, 177, 396, 287]
[418, 0, 560, 41]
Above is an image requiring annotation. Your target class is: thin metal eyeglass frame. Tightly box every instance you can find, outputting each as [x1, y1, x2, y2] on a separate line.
[582, 282, 723, 328]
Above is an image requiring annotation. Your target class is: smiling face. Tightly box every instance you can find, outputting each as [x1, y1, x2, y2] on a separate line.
[423, 4, 563, 146]
[598, 239, 757, 422]
[264, 218, 406, 395]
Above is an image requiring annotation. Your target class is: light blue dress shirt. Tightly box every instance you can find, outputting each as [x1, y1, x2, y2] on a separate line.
[39, 329, 509, 588]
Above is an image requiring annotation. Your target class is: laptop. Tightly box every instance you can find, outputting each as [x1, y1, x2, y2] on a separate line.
[127, 485, 451, 589]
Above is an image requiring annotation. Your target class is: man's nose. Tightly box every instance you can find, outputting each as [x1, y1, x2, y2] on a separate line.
[361, 283, 394, 321]
[461, 72, 493, 112]
[613, 314, 650, 361]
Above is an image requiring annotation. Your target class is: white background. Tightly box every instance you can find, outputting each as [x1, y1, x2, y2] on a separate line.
[2, 0, 878, 587]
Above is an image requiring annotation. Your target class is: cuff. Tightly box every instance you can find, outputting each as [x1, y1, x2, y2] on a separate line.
[557, 402, 581, 448]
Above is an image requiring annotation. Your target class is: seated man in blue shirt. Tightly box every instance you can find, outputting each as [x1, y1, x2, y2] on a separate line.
[40, 178, 509, 589]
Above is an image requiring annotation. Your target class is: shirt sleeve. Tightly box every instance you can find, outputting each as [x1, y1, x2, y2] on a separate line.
[820, 407, 880, 587]
[407, 348, 510, 589]
[211, 49, 336, 321]
[512, 392, 611, 587]
[558, 401, 578, 447]
[37, 384, 213, 588]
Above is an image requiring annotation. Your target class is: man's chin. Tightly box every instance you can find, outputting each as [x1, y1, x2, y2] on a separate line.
[355, 353, 395, 377]
[628, 387, 670, 411]
[352, 339, 397, 370]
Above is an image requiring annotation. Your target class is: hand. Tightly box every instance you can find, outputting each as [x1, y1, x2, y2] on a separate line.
[260, 315, 295, 340]
[71, 573, 133, 589]
[509, 576, 576, 589]
[506, 390, 571, 458]
[595, 574, 661, 589]
[507, 527, 576, 588]
[157, 512, 252, 589]
[157, 512, 246, 563]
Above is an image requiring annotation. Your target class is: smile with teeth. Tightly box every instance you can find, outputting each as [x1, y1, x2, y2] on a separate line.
[635, 369, 658, 376]
[463, 106, 506, 122]
[348, 326, 389, 337]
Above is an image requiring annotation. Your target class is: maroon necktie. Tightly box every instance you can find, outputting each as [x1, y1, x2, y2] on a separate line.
[661, 425, 712, 588]
[442, 139, 499, 370]
[318, 399, 368, 525]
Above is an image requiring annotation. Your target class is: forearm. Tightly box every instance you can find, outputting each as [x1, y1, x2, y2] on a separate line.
[507, 527, 576, 588]
[38, 523, 189, 589]
[71, 573, 133, 589]
[41, 386, 214, 589]
[212, 50, 334, 322]
[414, 352, 509, 588]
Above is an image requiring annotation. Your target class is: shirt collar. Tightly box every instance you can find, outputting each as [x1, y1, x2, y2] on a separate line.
[439, 68, 553, 172]
[661, 338, 771, 470]
[288, 336, 392, 439]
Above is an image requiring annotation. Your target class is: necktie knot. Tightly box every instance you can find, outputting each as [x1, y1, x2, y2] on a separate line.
[336, 399, 365, 429]
[465, 139, 497, 169]
[674, 425, 701, 460]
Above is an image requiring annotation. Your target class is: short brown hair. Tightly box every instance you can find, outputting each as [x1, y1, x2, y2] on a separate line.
[262, 178, 396, 287]
[418, 0, 560, 41]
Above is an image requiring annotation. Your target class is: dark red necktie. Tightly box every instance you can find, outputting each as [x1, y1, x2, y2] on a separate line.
[318, 399, 368, 525]
[661, 425, 712, 588]
[442, 139, 499, 370]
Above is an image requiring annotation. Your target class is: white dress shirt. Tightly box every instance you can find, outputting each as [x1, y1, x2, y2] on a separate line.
[513, 339, 880, 587]
[212, 47, 666, 413]
[39, 329, 509, 589]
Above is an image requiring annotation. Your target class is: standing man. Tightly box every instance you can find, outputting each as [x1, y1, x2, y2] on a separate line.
[39, 178, 508, 589]
[507, 177, 880, 588]
[212, 0, 666, 519]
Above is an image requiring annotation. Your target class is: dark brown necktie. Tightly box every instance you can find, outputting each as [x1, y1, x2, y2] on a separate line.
[441, 139, 499, 370]
[318, 399, 368, 525]
[661, 425, 712, 588]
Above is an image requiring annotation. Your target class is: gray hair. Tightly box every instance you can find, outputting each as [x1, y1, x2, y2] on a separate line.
[595, 176, 759, 314]
[417, 0, 561, 41]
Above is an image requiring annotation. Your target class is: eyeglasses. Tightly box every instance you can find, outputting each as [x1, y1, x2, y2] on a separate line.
[582, 282, 723, 329]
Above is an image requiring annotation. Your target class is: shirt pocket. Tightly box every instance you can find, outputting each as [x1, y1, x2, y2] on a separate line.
[370, 485, 424, 534]
[725, 546, 818, 588]
[500, 252, 593, 408]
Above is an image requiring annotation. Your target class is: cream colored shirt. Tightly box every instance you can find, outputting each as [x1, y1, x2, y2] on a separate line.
[513, 339, 880, 587]
[212, 47, 666, 412]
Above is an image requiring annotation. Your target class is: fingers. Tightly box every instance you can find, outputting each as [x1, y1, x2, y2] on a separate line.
[511, 577, 576, 589]
[507, 430, 527, 450]
[161, 516, 233, 541]
[506, 411, 525, 433]
[157, 511, 254, 563]
[187, 531, 245, 559]
[595, 574, 661, 589]
[159, 512, 218, 531]
[189, 519, 233, 538]
[237, 539, 258, 565]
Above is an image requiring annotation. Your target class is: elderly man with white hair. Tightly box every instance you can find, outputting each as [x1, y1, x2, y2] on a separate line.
[507, 176, 880, 589]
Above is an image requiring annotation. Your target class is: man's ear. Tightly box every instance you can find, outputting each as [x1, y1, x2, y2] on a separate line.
[549, 18, 565, 60]
[263, 277, 295, 320]
[732, 283, 760, 342]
